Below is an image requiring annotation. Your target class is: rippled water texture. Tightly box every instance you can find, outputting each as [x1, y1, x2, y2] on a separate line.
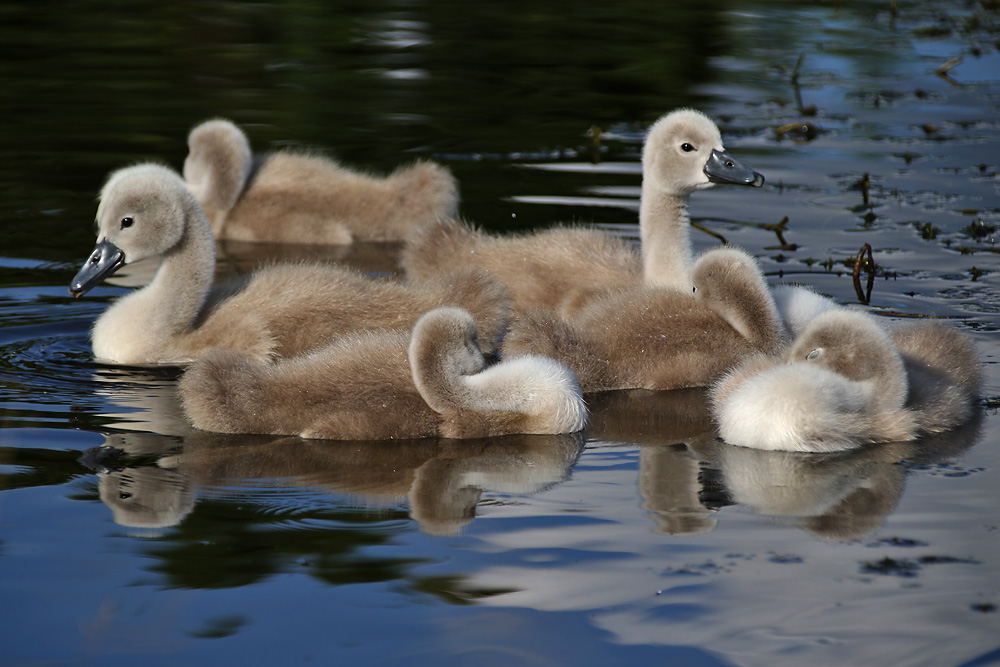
[1, 1, 998, 665]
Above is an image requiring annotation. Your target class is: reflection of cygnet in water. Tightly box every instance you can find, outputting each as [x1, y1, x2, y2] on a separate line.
[84, 433, 195, 530]
[584, 388, 720, 536]
[639, 444, 720, 536]
[711, 310, 981, 452]
[98, 466, 195, 531]
[408, 433, 586, 536]
[710, 411, 984, 541]
[139, 431, 585, 536]
[712, 442, 909, 541]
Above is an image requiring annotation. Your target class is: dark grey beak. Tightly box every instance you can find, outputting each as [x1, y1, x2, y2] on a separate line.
[69, 239, 126, 297]
[704, 148, 765, 187]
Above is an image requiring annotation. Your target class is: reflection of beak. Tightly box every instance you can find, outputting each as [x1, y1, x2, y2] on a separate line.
[704, 148, 765, 187]
[69, 238, 126, 297]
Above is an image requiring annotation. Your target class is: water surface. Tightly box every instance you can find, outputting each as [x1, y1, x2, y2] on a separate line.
[1, 1, 998, 665]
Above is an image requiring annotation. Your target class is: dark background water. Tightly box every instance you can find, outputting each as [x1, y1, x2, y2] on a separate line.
[1, 1, 998, 665]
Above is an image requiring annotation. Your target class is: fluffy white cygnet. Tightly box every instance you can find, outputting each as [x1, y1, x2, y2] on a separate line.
[711, 309, 981, 452]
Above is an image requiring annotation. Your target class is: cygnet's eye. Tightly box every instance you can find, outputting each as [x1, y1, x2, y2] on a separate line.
[681, 142, 696, 153]
[805, 347, 823, 361]
[120, 216, 134, 229]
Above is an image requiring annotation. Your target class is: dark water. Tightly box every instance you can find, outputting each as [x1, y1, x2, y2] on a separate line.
[2, 1, 999, 665]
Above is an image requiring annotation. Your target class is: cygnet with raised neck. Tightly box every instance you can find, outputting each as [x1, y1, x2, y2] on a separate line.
[69, 164, 509, 365]
[401, 108, 764, 318]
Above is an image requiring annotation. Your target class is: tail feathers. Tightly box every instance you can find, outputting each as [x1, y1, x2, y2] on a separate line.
[903, 360, 979, 434]
[893, 322, 982, 396]
[392, 160, 460, 222]
[416, 354, 587, 435]
[893, 321, 981, 433]
[465, 355, 587, 434]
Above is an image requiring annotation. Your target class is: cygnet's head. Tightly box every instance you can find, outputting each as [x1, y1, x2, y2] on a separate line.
[410, 307, 487, 377]
[787, 310, 907, 412]
[643, 108, 764, 196]
[183, 118, 251, 211]
[70, 164, 200, 297]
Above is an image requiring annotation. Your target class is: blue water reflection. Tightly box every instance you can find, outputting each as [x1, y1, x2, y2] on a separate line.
[1, 0, 998, 665]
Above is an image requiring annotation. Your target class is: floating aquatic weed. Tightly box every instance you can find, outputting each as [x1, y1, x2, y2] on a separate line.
[962, 219, 997, 240]
[774, 122, 820, 143]
[767, 553, 803, 564]
[789, 53, 817, 117]
[914, 221, 941, 240]
[866, 537, 929, 548]
[187, 614, 249, 639]
[762, 216, 799, 251]
[860, 556, 921, 577]
[917, 555, 980, 565]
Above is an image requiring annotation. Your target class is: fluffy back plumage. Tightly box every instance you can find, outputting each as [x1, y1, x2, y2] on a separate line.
[183, 118, 459, 244]
[180, 307, 586, 440]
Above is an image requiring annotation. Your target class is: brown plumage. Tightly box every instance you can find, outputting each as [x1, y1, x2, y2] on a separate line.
[501, 247, 786, 392]
[184, 118, 459, 244]
[68, 164, 509, 365]
[401, 108, 764, 317]
[402, 221, 642, 318]
[179, 307, 587, 440]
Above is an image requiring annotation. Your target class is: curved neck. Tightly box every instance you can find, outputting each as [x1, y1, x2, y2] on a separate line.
[725, 295, 786, 356]
[411, 340, 485, 414]
[639, 188, 693, 291]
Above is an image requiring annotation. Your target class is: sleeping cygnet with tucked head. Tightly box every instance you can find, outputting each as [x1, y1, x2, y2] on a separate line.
[179, 307, 587, 441]
[711, 309, 981, 452]
[711, 310, 915, 452]
[183, 118, 458, 244]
